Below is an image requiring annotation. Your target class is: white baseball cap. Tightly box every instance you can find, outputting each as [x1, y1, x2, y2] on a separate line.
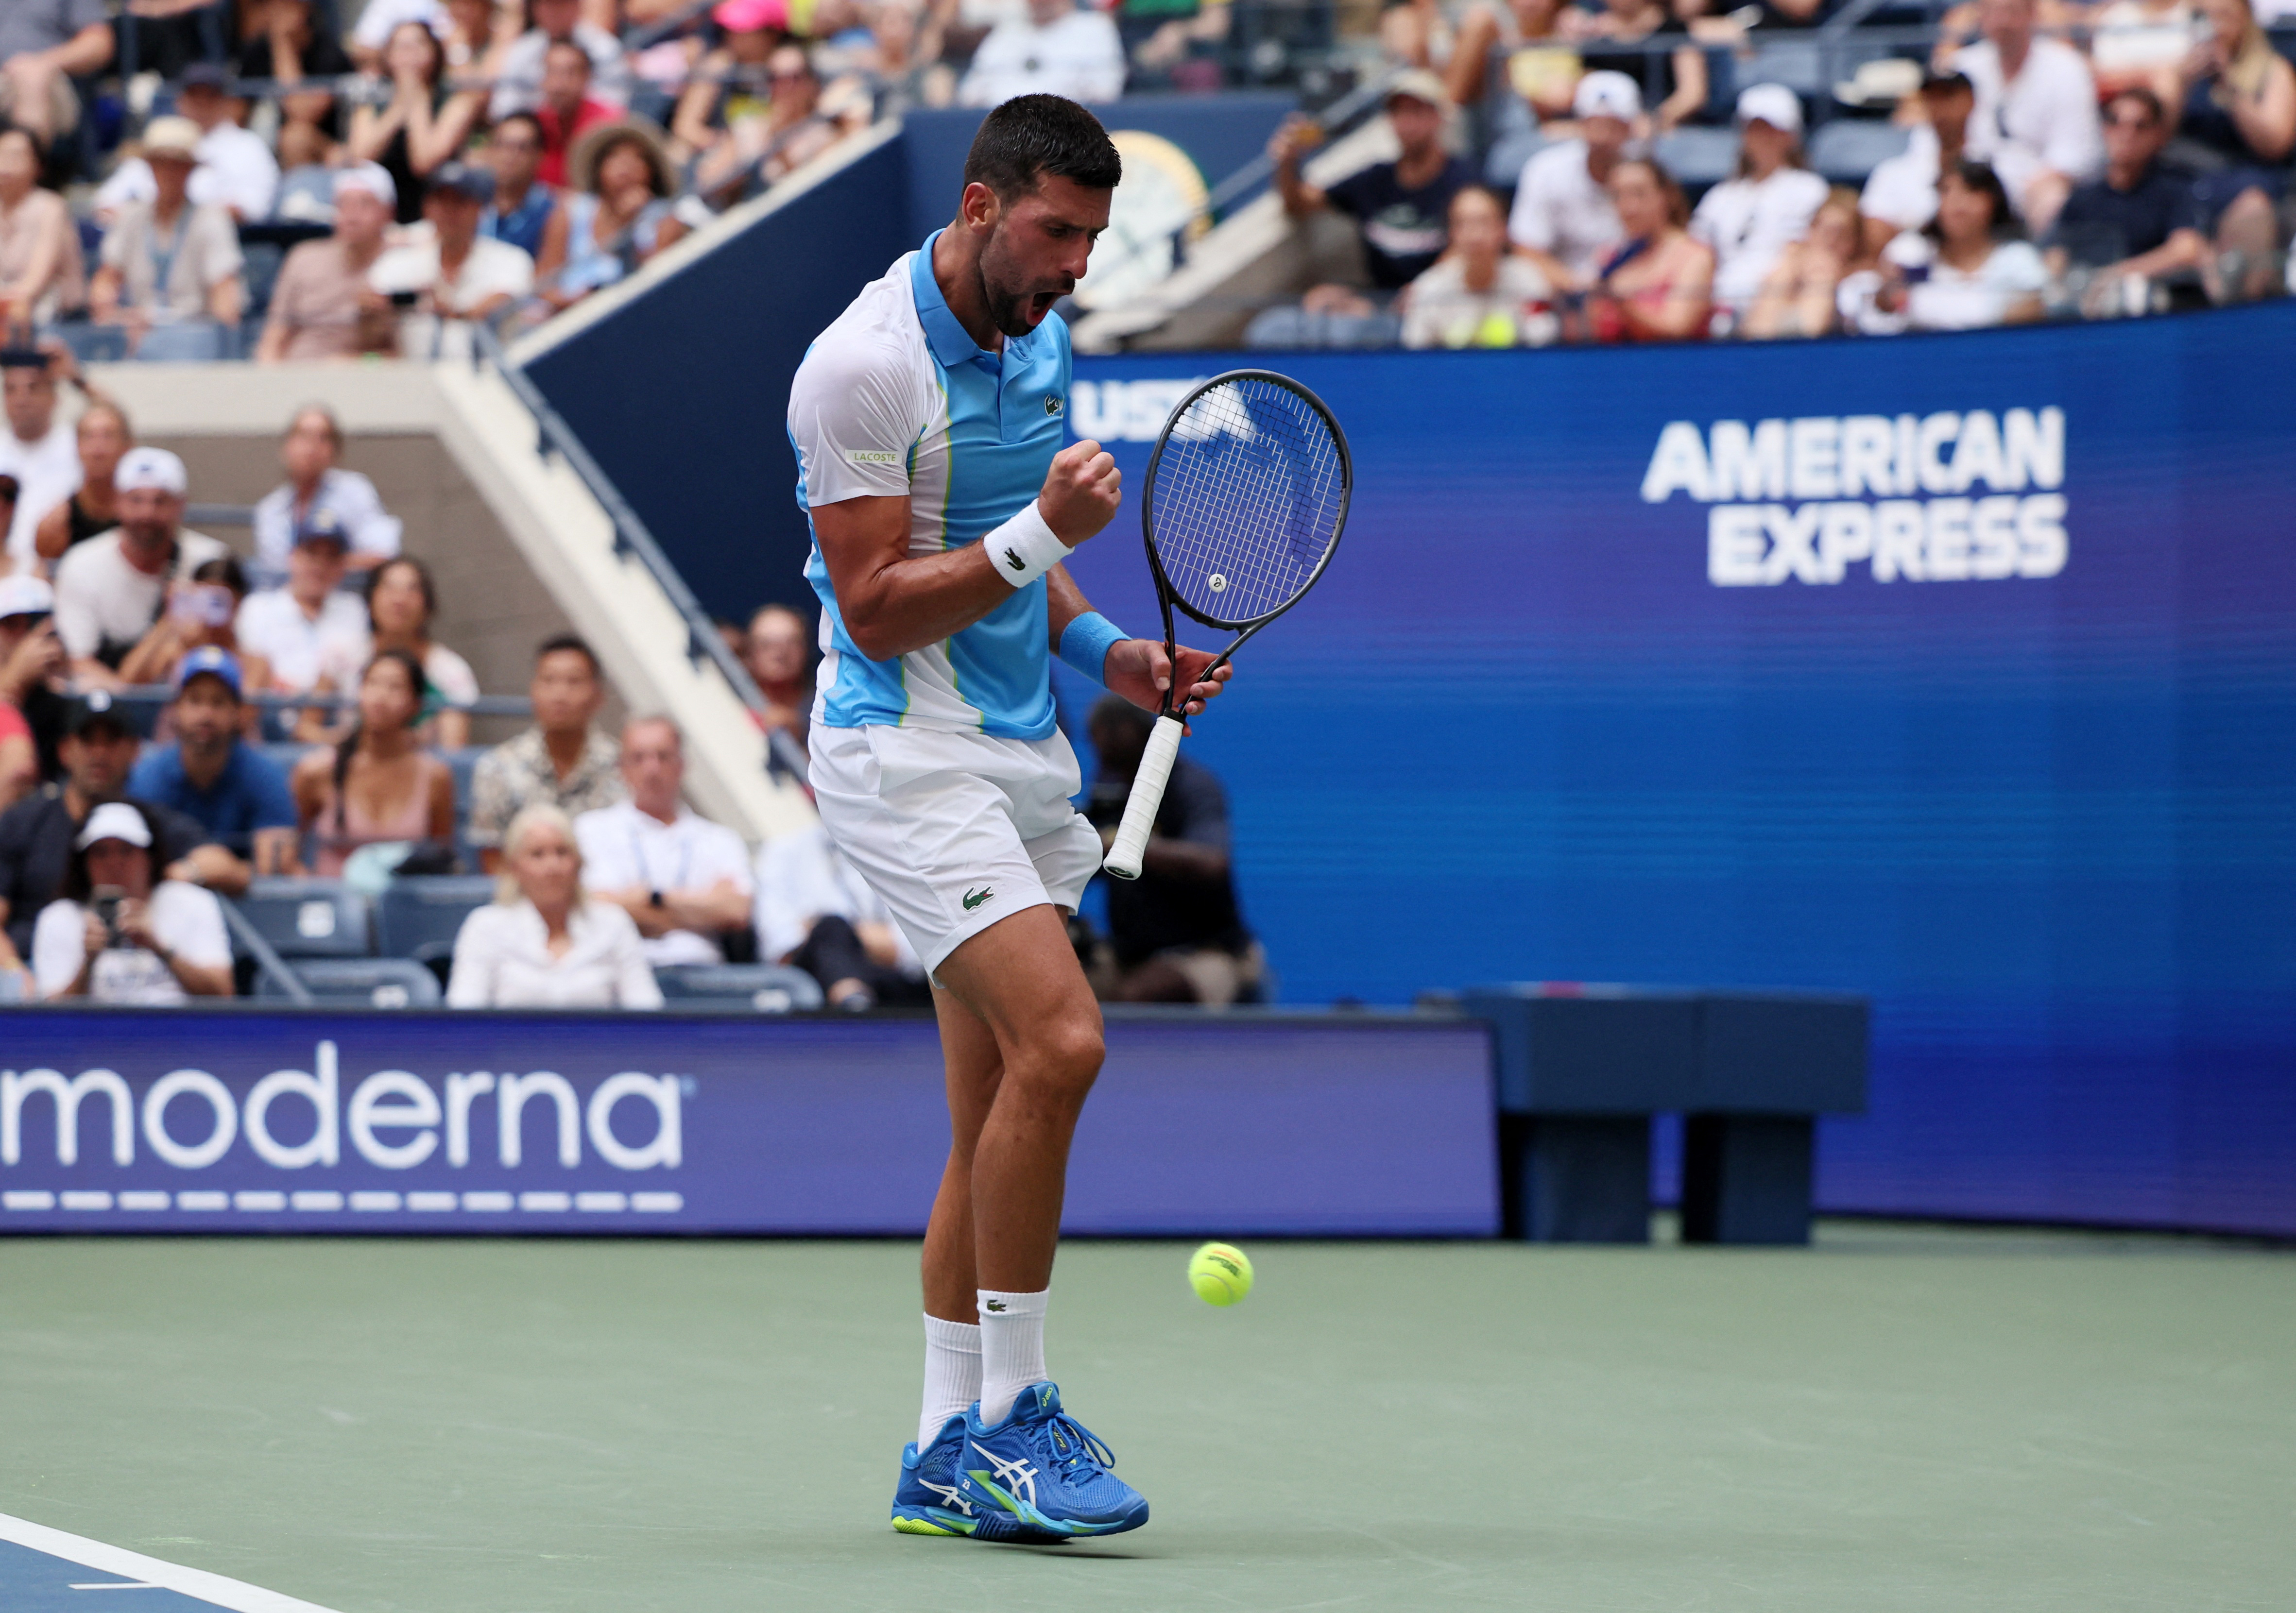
[0, 573, 54, 619]
[115, 446, 188, 496]
[76, 800, 154, 851]
[1574, 70, 1643, 123]
[332, 161, 398, 209]
[1736, 83, 1805, 135]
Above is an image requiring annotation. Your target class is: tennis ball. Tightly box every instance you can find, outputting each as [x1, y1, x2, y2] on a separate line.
[1188, 1241, 1253, 1307]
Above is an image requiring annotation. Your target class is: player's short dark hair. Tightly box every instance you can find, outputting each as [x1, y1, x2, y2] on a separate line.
[536, 631, 601, 678]
[962, 95, 1121, 202]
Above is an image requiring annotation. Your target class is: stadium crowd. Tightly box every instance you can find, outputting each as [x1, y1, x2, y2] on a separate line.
[0, 0, 2273, 359]
[0, 401, 1257, 1010]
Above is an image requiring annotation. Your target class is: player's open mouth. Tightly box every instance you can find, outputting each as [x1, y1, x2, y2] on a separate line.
[1031, 291, 1061, 317]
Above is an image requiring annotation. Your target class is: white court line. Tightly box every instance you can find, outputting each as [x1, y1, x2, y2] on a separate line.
[0, 1513, 345, 1613]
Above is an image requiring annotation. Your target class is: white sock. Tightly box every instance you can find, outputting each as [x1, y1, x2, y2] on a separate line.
[976, 1289, 1049, 1426]
[919, 1314, 981, 1449]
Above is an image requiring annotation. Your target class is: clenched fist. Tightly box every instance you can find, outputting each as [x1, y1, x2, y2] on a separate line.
[1040, 439, 1122, 546]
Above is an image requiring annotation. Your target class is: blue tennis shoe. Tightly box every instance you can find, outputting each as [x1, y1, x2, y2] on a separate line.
[954, 1382, 1150, 1539]
[892, 1415, 1067, 1542]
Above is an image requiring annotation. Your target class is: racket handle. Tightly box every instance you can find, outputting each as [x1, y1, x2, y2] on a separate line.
[1102, 715, 1183, 881]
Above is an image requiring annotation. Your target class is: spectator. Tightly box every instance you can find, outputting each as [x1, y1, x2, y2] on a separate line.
[534, 37, 623, 187]
[753, 817, 926, 1008]
[467, 633, 626, 871]
[1123, 0, 1232, 92]
[0, 690, 242, 976]
[238, 0, 359, 146]
[88, 118, 245, 363]
[2089, 0, 2196, 103]
[0, 0, 113, 152]
[1871, 160, 2046, 330]
[291, 647, 456, 876]
[445, 801, 663, 1008]
[32, 800, 234, 1002]
[340, 556, 478, 748]
[1509, 70, 1637, 282]
[481, 114, 569, 282]
[370, 160, 537, 359]
[1950, 0, 2103, 231]
[1861, 69, 1976, 251]
[96, 64, 281, 226]
[1443, 0, 1579, 129]
[126, 647, 298, 872]
[1582, 155, 1713, 340]
[1084, 697, 1257, 1004]
[350, 20, 489, 226]
[694, 43, 864, 201]
[959, 0, 1126, 107]
[32, 399, 130, 563]
[670, 0, 789, 178]
[1401, 185, 1558, 347]
[0, 127, 83, 335]
[0, 573, 55, 805]
[251, 405, 404, 572]
[52, 448, 228, 685]
[0, 347, 83, 568]
[1568, 0, 1708, 135]
[573, 716, 754, 966]
[1257, 74, 1472, 345]
[540, 122, 688, 311]
[1690, 85, 1829, 318]
[2045, 87, 2208, 309]
[490, 0, 634, 124]
[273, 121, 343, 222]
[351, 0, 449, 72]
[256, 164, 401, 362]
[1743, 187, 1868, 338]
[236, 512, 371, 701]
[115, 554, 277, 704]
[441, 0, 520, 83]
[2176, 0, 2294, 298]
[744, 600, 814, 755]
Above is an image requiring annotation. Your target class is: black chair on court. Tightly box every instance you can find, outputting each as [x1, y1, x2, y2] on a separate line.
[654, 964, 825, 1014]
[256, 958, 444, 1008]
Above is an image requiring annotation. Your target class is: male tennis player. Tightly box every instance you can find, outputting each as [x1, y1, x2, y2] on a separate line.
[785, 94, 1227, 1543]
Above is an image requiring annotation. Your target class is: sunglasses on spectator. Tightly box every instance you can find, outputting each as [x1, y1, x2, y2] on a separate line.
[2104, 113, 2157, 130]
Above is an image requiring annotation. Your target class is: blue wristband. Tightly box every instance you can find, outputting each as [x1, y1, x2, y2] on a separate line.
[1057, 611, 1128, 685]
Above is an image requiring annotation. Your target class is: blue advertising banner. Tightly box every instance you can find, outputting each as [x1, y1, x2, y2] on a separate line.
[1063, 308, 2296, 1237]
[0, 1009, 1498, 1236]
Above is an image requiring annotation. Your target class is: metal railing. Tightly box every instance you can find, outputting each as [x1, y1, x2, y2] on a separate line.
[467, 320, 810, 782]
[216, 898, 315, 1004]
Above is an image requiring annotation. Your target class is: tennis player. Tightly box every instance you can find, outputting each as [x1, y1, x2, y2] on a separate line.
[785, 94, 1228, 1543]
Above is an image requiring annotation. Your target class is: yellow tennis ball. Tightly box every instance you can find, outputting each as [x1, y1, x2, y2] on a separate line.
[1188, 1241, 1253, 1307]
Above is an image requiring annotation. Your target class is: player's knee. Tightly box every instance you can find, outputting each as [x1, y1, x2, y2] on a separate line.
[1031, 1014, 1105, 1095]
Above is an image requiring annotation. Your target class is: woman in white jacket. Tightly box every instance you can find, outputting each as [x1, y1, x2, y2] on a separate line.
[446, 802, 662, 1009]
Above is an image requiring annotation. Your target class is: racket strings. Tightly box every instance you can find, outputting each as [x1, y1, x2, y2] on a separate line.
[1150, 378, 1345, 623]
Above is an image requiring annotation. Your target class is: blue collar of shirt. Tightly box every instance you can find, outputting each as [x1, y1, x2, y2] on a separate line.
[910, 229, 1010, 374]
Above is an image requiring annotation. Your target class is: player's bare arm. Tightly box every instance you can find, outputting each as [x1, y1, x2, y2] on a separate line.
[1045, 564, 1232, 730]
[814, 439, 1120, 661]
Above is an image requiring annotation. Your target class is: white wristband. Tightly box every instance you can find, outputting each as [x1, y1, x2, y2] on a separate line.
[983, 499, 1070, 589]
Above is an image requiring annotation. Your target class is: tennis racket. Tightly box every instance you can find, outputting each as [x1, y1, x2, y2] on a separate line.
[1102, 369, 1352, 881]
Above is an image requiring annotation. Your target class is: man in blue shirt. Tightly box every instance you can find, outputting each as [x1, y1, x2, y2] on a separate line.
[127, 647, 297, 872]
[788, 95, 1227, 1545]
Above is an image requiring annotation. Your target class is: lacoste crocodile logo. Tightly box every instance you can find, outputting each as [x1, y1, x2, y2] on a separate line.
[1003, 548, 1026, 571]
[985, 1298, 1007, 1311]
[963, 887, 994, 911]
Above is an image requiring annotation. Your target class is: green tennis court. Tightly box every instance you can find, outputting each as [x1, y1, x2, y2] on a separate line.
[3, 1226, 2290, 1612]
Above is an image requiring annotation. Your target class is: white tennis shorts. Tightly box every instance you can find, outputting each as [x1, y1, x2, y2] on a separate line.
[808, 722, 1102, 974]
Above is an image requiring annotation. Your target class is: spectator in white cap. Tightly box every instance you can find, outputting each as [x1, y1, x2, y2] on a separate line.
[31, 799, 233, 1003]
[92, 63, 279, 226]
[1570, 0, 1709, 135]
[89, 115, 246, 363]
[256, 163, 400, 364]
[368, 159, 536, 360]
[1689, 85, 1829, 318]
[1508, 70, 1638, 283]
[51, 447, 227, 687]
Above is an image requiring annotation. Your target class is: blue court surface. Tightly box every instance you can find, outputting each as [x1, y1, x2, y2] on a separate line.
[0, 1519, 337, 1613]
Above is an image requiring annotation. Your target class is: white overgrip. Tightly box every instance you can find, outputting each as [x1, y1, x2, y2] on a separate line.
[1102, 714, 1185, 880]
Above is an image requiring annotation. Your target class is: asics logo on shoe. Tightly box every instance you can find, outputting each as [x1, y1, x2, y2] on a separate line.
[921, 1477, 971, 1513]
[973, 1443, 1040, 1507]
[985, 1298, 1007, 1311]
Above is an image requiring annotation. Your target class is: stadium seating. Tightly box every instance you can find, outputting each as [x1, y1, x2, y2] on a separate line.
[255, 958, 445, 1008]
[377, 877, 499, 966]
[1808, 119, 1912, 185]
[654, 964, 826, 1014]
[233, 878, 373, 960]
